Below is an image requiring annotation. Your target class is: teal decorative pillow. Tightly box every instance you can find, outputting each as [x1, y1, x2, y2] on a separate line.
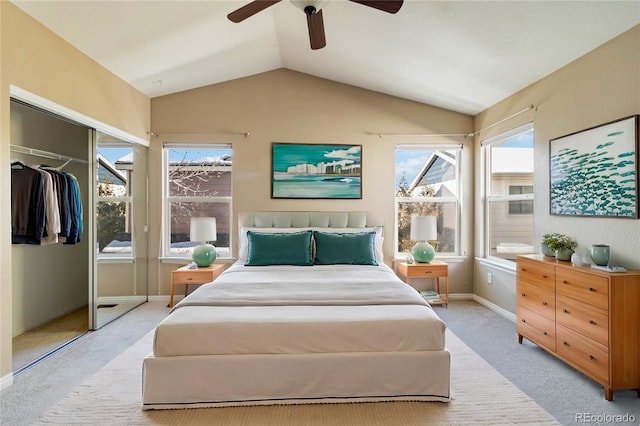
[313, 231, 378, 265]
[245, 230, 313, 266]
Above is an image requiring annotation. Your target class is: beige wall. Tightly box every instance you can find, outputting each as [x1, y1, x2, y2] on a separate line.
[0, 3, 150, 385]
[150, 69, 475, 296]
[474, 25, 640, 310]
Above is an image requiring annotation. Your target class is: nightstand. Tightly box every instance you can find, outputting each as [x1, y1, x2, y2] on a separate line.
[169, 264, 225, 308]
[396, 260, 449, 307]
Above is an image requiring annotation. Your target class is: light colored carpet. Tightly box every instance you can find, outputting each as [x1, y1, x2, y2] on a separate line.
[35, 329, 559, 425]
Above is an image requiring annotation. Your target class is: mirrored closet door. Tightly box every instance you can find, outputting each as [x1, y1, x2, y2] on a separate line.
[94, 132, 148, 329]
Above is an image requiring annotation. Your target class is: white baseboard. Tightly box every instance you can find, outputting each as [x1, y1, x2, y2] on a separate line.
[448, 293, 475, 301]
[472, 294, 516, 323]
[1, 372, 14, 391]
[148, 295, 172, 304]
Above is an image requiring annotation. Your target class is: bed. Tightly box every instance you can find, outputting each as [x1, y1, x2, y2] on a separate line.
[142, 212, 450, 409]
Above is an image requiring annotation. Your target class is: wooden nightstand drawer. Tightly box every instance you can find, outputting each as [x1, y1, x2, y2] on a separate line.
[400, 263, 448, 278]
[556, 268, 608, 309]
[557, 324, 609, 384]
[517, 281, 555, 321]
[172, 268, 218, 284]
[517, 258, 555, 291]
[556, 294, 608, 347]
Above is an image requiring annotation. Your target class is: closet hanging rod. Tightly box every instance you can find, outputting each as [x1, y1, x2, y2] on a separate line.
[9, 144, 89, 164]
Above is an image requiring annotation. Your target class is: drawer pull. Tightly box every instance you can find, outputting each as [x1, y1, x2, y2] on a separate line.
[563, 309, 568, 313]
[521, 319, 526, 323]
[520, 267, 526, 271]
[542, 301, 547, 305]
[588, 287, 594, 292]
[542, 274, 548, 278]
[589, 319, 595, 325]
[543, 331, 547, 335]
[589, 355, 595, 361]
[424, 271, 433, 274]
[521, 292, 526, 297]
[562, 280, 568, 284]
[186, 278, 193, 281]
[563, 341, 569, 346]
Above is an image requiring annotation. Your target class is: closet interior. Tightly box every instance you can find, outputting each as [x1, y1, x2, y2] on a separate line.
[9, 99, 148, 374]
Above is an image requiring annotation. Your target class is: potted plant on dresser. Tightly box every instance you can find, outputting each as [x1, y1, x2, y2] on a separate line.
[543, 233, 577, 261]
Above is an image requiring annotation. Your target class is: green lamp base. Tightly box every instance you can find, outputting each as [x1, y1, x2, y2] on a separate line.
[192, 243, 217, 267]
[411, 242, 435, 263]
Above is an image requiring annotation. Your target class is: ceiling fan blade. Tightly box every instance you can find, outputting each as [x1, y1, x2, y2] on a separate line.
[306, 8, 326, 50]
[349, 0, 403, 14]
[227, 0, 282, 23]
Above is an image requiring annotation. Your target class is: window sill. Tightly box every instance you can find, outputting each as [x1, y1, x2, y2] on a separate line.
[475, 257, 517, 273]
[159, 256, 235, 265]
[97, 256, 134, 264]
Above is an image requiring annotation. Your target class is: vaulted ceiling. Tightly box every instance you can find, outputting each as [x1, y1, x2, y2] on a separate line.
[11, 1, 640, 115]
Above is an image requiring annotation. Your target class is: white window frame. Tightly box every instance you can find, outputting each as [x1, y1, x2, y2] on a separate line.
[162, 143, 232, 261]
[96, 147, 134, 261]
[482, 123, 534, 264]
[394, 144, 462, 259]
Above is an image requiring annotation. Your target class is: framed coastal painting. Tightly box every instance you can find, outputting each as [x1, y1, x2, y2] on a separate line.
[549, 115, 639, 218]
[271, 143, 362, 199]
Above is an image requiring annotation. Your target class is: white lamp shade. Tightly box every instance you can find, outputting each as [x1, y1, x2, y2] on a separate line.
[410, 216, 437, 242]
[190, 217, 217, 243]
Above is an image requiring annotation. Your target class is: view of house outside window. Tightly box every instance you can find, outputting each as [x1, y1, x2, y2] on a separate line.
[394, 145, 461, 257]
[96, 147, 134, 258]
[484, 125, 534, 261]
[163, 145, 232, 259]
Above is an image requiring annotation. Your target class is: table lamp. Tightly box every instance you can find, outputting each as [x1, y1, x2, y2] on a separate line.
[410, 216, 437, 263]
[190, 217, 217, 267]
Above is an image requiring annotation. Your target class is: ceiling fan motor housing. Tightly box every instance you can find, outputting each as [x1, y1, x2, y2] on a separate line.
[291, 0, 330, 13]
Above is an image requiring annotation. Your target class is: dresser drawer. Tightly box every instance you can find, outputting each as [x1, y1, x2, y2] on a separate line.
[517, 281, 555, 321]
[556, 268, 608, 309]
[556, 294, 609, 346]
[557, 324, 609, 384]
[517, 258, 555, 291]
[517, 306, 555, 351]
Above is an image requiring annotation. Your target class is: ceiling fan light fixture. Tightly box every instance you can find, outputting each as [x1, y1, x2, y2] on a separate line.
[291, 0, 330, 14]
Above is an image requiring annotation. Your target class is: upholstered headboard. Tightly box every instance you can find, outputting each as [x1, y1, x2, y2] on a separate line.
[238, 211, 369, 229]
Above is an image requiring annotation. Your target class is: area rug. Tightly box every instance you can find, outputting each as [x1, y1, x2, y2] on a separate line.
[35, 329, 559, 425]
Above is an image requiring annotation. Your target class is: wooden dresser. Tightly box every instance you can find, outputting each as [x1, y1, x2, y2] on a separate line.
[516, 254, 640, 400]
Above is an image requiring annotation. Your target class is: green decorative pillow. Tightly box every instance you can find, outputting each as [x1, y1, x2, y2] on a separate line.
[245, 230, 313, 266]
[313, 231, 378, 265]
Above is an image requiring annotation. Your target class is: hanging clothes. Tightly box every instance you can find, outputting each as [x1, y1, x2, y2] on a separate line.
[63, 173, 83, 245]
[36, 168, 61, 245]
[11, 162, 46, 244]
[11, 163, 83, 245]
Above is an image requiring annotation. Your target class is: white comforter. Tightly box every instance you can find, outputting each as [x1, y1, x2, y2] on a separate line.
[154, 263, 446, 357]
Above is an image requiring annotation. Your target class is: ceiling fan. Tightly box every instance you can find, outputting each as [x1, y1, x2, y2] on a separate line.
[227, 0, 404, 50]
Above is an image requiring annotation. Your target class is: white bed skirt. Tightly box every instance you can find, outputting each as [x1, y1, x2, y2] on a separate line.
[142, 349, 451, 409]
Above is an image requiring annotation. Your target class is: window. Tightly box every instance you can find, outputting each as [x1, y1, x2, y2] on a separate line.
[483, 124, 534, 261]
[508, 185, 533, 214]
[395, 145, 461, 257]
[96, 146, 134, 258]
[163, 144, 232, 259]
